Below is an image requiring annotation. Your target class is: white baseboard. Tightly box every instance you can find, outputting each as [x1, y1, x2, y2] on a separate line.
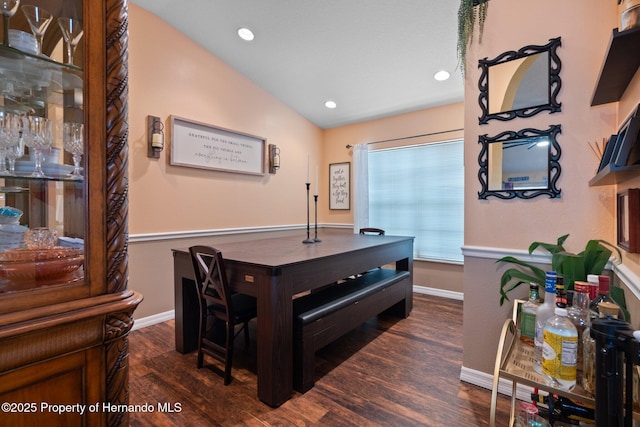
[459, 366, 533, 402]
[131, 287, 462, 331]
[413, 285, 464, 301]
[132, 310, 175, 331]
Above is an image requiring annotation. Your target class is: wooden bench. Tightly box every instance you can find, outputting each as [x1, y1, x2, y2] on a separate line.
[292, 268, 411, 393]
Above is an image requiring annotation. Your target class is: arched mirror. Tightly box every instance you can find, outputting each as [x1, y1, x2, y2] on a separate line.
[478, 125, 561, 199]
[478, 37, 562, 124]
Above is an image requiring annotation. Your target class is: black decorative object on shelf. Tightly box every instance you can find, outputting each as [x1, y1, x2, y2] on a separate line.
[590, 103, 640, 186]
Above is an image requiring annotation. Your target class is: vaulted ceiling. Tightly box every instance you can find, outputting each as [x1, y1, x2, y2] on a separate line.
[130, 1, 464, 129]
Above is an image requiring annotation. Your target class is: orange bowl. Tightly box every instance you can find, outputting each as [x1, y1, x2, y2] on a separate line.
[0, 256, 84, 282]
[0, 247, 82, 261]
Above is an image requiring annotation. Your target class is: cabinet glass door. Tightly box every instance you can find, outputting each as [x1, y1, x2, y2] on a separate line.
[0, 0, 85, 295]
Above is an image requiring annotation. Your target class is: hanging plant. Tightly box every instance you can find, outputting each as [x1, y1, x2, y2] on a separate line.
[457, 0, 489, 76]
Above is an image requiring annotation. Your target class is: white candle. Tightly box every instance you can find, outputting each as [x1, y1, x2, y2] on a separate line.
[315, 165, 318, 195]
[307, 155, 310, 183]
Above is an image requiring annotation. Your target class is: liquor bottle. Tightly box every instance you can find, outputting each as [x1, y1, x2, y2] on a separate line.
[534, 271, 557, 375]
[519, 283, 539, 345]
[531, 393, 595, 424]
[589, 275, 625, 320]
[542, 307, 578, 391]
[599, 301, 621, 318]
[567, 281, 590, 385]
[586, 274, 599, 308]
[555, 276, 567, 308]
[582, 298, 622, 395]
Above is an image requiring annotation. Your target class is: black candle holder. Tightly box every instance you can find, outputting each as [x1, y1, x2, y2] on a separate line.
[303, 183, 315, 244]
[313, 195, 321, 242]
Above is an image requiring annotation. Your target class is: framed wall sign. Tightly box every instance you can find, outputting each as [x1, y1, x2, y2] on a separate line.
[617, 188, 640, 253]
[170, 116, 266, 175]
[329, 162, 350, 210]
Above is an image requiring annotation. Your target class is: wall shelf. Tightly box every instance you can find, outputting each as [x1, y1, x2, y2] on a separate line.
[591, 27, 640, 106]
[590, 164, 640, 186]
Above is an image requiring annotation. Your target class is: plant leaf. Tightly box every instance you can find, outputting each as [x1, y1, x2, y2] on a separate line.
[610, 286, 630, 322]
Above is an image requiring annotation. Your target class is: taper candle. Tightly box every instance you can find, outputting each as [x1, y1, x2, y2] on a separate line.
[307, 155, 310, 183]
[315, 165, 318, 195]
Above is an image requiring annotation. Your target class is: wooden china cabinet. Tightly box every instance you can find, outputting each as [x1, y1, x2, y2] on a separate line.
[0, 0, 141, 426]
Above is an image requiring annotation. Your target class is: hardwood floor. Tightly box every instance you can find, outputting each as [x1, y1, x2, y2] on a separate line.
[128, 294, 512, 426]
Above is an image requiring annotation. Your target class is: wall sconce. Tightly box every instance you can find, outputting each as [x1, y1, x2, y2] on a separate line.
[269, 143, 280, 174]
[147, 115, 164, 158]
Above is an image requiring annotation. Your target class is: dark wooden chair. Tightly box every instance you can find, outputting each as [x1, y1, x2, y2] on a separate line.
[189, 245, 257, 385]
[359, 227, 385, 235]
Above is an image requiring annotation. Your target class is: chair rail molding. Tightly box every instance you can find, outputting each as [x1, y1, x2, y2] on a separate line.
[461, 245, 640, 300]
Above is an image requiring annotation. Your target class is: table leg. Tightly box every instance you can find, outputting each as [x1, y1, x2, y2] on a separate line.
[256, 273, 293, 407]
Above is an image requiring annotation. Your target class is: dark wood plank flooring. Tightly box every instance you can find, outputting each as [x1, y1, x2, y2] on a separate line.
[128, 294, 512, 426]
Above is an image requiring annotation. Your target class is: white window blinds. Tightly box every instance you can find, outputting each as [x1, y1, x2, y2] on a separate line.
[368, 139, 464, 263]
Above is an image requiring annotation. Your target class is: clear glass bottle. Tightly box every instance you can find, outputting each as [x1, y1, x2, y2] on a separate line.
[542, 307, 578, 391]
[567, 281, 590, 386]
[520, 283, 539, 345]
[582, 301, 621, 397]
[589, 275, 625, 320]
[534, 271, 557, 375]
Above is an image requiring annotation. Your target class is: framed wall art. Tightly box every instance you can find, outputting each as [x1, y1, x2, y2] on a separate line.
[329, 162, 350, 210]
[617, 188, 640, 253]
[170, 116, 266, 175]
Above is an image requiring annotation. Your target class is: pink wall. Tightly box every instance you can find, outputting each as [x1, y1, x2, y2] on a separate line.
[464, 0, 619, 253]
[128, 5, 323, 234]
[461, 0, 640, 377]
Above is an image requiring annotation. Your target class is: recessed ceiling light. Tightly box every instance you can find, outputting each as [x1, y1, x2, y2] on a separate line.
[433, 70, 451, 81]
[324, 100, 337, 109]
[237, 27, 255, 41]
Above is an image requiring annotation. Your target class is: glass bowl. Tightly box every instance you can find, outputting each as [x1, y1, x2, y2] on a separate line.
[0, 247, 84, 282]
[0, 256, 84, 282]
[24, 227, 58, 249]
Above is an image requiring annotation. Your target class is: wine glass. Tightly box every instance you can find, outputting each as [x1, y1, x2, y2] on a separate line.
[21, 5, 53, 56]
[5, 116, 26, 175]
[62, 122, 83, 179]
[5, 124, 24, 174]
[23, 116, 52, 178]
[0, 111, 19, 175]
[0, 0, 20, 47]
[57, 17, 83, 65]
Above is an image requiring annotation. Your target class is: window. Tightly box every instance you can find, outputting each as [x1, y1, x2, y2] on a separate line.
[368, 139, 464, 263]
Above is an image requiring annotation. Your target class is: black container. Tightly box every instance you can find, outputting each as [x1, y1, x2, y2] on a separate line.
[591, 318, 632, 427]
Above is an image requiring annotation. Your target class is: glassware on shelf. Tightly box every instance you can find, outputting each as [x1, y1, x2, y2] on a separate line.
[57, 17, 83, 65]
[23, 115, 52, 178]
[21, 5, 53, 56]
[5, 130, 24, 174]
[62, 122, 83, 179]
[0, 0, 20, 46]
[0, 111, 20, 176]
[24, 226, 57, 249]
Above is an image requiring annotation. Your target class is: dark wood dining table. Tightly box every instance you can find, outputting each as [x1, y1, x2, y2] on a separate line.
[172, 231, 414, 407]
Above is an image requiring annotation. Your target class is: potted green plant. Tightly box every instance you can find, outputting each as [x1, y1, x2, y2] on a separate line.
[497, 234, 627, 318]
[457, 0, 489, 76]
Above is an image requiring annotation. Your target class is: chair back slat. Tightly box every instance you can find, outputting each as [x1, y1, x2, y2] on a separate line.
[189, 245, 233, 316]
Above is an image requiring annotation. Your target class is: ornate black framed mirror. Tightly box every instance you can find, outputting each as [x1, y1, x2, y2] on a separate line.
[478, 125, 562, 199]
[478, 37, 562, 124]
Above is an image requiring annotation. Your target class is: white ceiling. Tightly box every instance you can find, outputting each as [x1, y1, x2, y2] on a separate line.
[130, 0, 464, 129]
